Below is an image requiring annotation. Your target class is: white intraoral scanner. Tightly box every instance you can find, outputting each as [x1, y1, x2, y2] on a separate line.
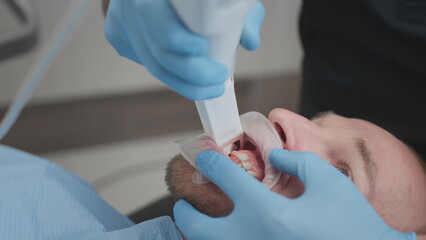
[170, 0, 256, 151]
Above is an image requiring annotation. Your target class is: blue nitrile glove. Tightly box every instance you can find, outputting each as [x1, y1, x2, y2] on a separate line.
[173, 149, 416, 240]
[104, 0, 264, 100]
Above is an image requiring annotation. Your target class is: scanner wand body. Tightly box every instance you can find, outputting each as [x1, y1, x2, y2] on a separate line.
[170, 0, 256, 149]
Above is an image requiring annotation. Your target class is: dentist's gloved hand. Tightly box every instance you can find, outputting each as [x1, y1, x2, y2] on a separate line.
[174, 149, 416, 240]
[104, 0, 264, 100]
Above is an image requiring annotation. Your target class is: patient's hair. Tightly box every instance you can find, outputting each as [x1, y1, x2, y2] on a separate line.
[165, 154, 234, 217]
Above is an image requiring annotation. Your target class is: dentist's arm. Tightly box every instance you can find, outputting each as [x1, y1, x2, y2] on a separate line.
[102, 0, 264, 100]
[174, 149, 416, 240]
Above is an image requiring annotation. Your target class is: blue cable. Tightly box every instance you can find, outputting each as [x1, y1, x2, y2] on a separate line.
[0, 0, 93, 141]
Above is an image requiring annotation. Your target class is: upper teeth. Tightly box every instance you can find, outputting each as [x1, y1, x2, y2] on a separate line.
[236, 153, 248, 161]
[242, 162, 252, 169]
[235, 153, 253, 171]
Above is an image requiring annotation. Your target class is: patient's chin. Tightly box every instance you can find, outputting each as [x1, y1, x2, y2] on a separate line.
[165, 154, 234, 217]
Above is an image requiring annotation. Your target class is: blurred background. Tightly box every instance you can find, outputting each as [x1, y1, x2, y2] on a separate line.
[0, 0, 302, 221]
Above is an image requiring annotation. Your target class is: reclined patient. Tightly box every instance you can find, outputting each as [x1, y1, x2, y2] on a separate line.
[166, 108, 426, 235]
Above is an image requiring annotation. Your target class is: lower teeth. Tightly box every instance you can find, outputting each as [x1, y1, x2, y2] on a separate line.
[247, 170, 257, 177]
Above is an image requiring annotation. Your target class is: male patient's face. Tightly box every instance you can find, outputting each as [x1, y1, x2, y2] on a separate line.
[166, 108, 426, 233]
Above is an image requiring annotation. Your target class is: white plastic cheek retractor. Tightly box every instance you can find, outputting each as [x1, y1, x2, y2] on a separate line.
[240, 112, 283, 189]
[178, 134, 228, 169]
[170, 0, 255, 154]
[179, 112, 283, 189]
[178, 134, 229, 185]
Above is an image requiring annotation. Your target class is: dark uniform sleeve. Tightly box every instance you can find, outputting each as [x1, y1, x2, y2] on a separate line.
[299, 0, 426, 159]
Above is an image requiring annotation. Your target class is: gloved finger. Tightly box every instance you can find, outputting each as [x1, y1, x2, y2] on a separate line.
[142, 49, 225, 100]
[162, 73, 225, 100]
[139, 0, 207, 56]
[104, 13, 140, 64]
[104, 32, 140, 64]
[127, 23, 225, 100]
[270, 149, 355, 191]
[139, 37, 225, 99]
[240, 0, 265, 51]
[196, 151, 269, 204]
[174, 199, 216, 240]
[147, 36, 228, 86]
[269, 149, 320, 187]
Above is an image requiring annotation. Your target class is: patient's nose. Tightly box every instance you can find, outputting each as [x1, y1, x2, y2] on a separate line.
[268, 108, 323, 152]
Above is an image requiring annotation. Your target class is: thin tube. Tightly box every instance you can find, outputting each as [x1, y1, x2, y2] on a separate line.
[0, 0, 93, 141]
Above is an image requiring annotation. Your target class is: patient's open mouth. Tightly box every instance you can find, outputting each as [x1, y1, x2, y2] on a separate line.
[178, 111, 286, 189]
[238, 112, 286, 188]
[229, 138, 265, 181]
